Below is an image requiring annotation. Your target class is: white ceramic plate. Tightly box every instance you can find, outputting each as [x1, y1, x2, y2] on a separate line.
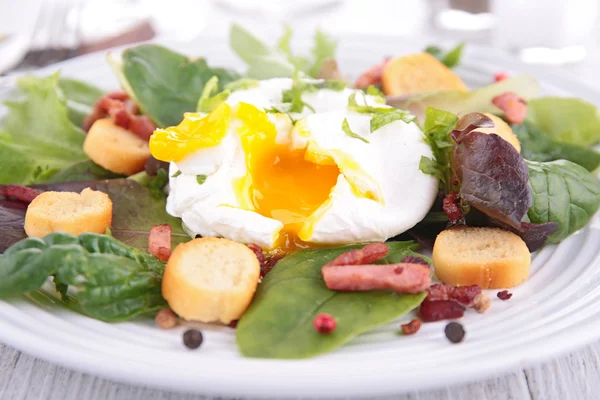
[1, 35, 600, 399]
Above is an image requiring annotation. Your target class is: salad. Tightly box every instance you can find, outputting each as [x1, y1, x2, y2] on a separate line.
[0, 24, 599, 359]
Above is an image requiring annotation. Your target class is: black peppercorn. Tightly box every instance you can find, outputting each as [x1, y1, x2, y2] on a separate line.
[445, 322, 465, 343]
[183, 329, 204, 349]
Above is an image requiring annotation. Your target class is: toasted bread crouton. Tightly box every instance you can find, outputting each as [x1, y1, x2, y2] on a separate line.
[24, 188, 112, 237]
[83, 118, 150, 175]
[381, 53, 468, 96]
[473, 113, 521, 152]
[432, 227, 530, 289]
[162, 237, 260, 324]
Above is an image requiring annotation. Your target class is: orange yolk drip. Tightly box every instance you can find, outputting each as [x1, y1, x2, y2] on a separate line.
[250, 147, 340, 253]
[235, 103, 340, 253]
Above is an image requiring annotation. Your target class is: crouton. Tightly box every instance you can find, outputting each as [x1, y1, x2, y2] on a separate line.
[162, 237, 261, 324]
[432, 227, 530, 289]
[381, 53, 468, 96]
[83, 118, 150, 176]
[24, 188, 112, 237]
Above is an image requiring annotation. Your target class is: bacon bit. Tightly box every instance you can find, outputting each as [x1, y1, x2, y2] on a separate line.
[354, 57, 391, 89]
[228, 320, 238, 328]
[155, 309, 178, 329]
[83, 91, 157, 140]
[472, 293, 491, 313]
[492, 92, 528, 124]
[0, 185, 42, 204]
[427, 284, 482, 307]
[326, 242, 389, 267]
[497, 290, 513, 300]
[419, 300, 465, 322]
[401, 255, 430, 266]
[148, 224, 172, 261]
[247, 244, 281, 278]
[401, 319, 422, 335]
[494, 72, 509, 82]
[322, 263, 431, 293]
[442, 192, 463, 223]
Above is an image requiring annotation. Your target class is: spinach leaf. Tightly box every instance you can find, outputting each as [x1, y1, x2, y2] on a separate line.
[0, 179, 189, 252]
[526, 160, 600, 243]
[512, 121, 600, 172]
[230, 24, 337, 79]
[236, 242, 427, 359]
[391, 74, 540, 123]
[527, 97, 600, 145]
[58, 78, 104, 127]
[118, 44, 239, 127]
[424, 42, 465, 68]
[0, 232, 166, 321]
[0, 73, 89, 184]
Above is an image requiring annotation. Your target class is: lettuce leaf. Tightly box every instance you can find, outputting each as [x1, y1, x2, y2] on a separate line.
[0, 74, 90, 184]
[390, 74, 540, 122]
[58, 78, 104, 127]
[424, 42, 465, 68]
[115, 44, 239, 128]
[527, 97, 600, 145]
[230, 24, 337, 79]
[0, 179, 189, 252]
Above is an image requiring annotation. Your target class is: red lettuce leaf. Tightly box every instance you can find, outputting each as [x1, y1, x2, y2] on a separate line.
[452, 129, 532, 230]
[0, 179, 189, 253]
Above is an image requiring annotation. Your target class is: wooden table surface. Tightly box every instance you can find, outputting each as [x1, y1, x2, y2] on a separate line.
[1, 340, 599, 399]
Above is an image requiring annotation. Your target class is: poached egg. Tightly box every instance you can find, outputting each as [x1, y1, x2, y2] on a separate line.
[150, 78, 438, 252]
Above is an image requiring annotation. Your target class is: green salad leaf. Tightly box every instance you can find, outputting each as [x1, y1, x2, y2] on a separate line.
[196, 76, 230, 113]
[236, 241, 427, 359]
[230, 24, 337, 79]
[513, 122, 600, 172]
[418, 108, 459, 186]
[0, 74, 90, 184]
[392, 74, 540, 123]
[1, 179, 189, 252]
[341, 118, 369, 143]
[115, 44, 239, 128]
[58, 78, 104, 127]
[526, 160, 600, 243]
[424, 42, 465, 68]
[0, 232, 166, 321]
[527, 97, 600, 145]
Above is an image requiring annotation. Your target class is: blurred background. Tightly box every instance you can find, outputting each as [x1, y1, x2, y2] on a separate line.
[1, 0, 599, 80]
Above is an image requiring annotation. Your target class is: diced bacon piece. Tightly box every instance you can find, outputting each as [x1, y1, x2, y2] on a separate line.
[326, 242, 389, 267]
[322, 263, 431, 294]
[82, 91, 157, 141]
[427, 284, 482, 307]
[492, 92, 528, 124]
[419, 300, 465, 322]
[494, 72, 509, 82]
[0, 185, 42, 204]
[149, 224, 172, 261]
[354, 57, 391, 89]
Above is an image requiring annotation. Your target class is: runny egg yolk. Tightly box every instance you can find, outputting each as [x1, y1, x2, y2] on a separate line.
[235, 103, 340, 253]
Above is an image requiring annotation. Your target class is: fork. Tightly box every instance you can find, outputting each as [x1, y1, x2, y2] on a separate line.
[11, 0, 84, 72]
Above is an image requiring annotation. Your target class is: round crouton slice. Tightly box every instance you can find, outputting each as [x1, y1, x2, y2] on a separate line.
[432, 227, 531, 289]
[24, 188, 112, 238]
[83, 118, 150, 176]
[381, 52, 468, 96]
[473, 113, 521, 152]
[162, 237, 260, 324]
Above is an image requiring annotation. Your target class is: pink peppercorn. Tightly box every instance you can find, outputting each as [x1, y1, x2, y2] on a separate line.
[313, 313, 337, 334]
